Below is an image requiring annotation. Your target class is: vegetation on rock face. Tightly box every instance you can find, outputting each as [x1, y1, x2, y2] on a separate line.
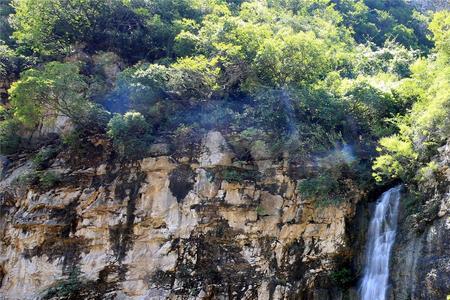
[107, 111, 151, 157]
[214, 166, 261, 183]
[9, 62, 91, 127]
[0, 109, 22, 154]
[373, 11, 450, 186]
[0, 0, 448, 208]
[0, 2, 448, 299]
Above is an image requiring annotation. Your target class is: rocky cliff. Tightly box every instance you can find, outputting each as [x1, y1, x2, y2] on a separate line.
[1, 131, 448, 300]
[390, 140, 450, 300]
[0, 131, 364, 300]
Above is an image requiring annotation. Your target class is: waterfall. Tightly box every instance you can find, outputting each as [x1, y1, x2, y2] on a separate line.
[360, 186, 401, 300]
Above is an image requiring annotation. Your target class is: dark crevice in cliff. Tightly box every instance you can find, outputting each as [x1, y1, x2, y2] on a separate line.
[0, 265, 4, 288]
[169, 164, 195, 202]
[283, 239, 307, 282]
[108, 165, 146, 265]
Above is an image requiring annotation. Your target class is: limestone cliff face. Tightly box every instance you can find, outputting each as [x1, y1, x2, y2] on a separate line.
[0, 131, 363, 300]
[390, 140, 450, 300]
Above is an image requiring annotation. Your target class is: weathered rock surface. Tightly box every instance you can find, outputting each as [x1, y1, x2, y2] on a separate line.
[0, 131, 363, 299]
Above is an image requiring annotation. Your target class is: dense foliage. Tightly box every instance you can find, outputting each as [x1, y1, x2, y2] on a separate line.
[0, 0, 448, 206]
[373, 11, 450, 185]
[9, 62, 91, 126]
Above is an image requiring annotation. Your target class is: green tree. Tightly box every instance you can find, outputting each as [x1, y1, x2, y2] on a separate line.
[11, 0, 101, 56]
[116, 55, 220, 112]
[373, 12, 450, 183]
[0, 0, 14, 45]
[429, 11, 450, 58]
[11, 0, 204, 60]
[0, 45, 18, 79]
[9, 62, 91, 127]
[341, 77, 401, 137]
[253, 30, 332, 87]
[332, 0, 431, 50]
[352, 40, 418, 77]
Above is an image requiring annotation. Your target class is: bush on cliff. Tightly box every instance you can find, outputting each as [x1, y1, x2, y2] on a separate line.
[107, 111, 152, 158]
[0, 117, 22, 155]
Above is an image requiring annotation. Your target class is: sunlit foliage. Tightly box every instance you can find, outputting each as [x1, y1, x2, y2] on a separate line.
[373, 11, 450, 183]
[0, 0, 448, 208]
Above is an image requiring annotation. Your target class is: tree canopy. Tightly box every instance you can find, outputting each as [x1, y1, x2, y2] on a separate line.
[9, 62, 90, 127]
[0, 0, 448, 204]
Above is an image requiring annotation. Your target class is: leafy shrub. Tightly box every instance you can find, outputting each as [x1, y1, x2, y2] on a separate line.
[334, 0, 430, 49]
[115, 64, 168, 113]
[416, 161, 439, 184]
[17, 170, 60, 190]
[117, 56, 220, 114]
[340, 78, 401, 138]
[330, 267, 353, 287]
[38, 171, 60, 189]
[297, 175, 335, 199]
[221, 167, 261, 183]
[61, 105, 110, 156]
[62, 130, 85, 154]
[429, 11, 450, 57]
[372, 135, 418, 183]
[107, 111, 152, 158]
[0, 45, 19, 78]
[253, 31, 333, 86]
[81, 104, 111, 133]
[16, 172, 35, 186]
[206, 166, 261, 184]
[169, 56, 220, 100]
[297, 174, 344, 206]
[43, 268, 82, 299]
[297, 146, 361, 206]
[0, 118, 22, 155]
[222, 169, 246, 182]
[32, 147, 59, 169]
[353, 41, 419, 77]
[171, 123, 203, 153]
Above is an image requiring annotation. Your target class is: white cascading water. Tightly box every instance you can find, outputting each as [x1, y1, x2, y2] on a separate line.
[360, 186, 401, 300]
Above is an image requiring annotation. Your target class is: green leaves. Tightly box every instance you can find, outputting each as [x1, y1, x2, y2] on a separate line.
[333, 0, 430, 50]
[1, 0, 444, 180]
[9, 61, 89, 127]
[11, 0, 204, 60]
[373, 136, 417, 182]
[253, 31, 331, 86]
[107, 111, 152, 158]
[0, 117, 22, 154]
[107, 111, 148, 140]
[372, 12, 450, 184]
[429, 11, 450, 58]
[12, 0, 97, 55]
[118, 55, 220, 108]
